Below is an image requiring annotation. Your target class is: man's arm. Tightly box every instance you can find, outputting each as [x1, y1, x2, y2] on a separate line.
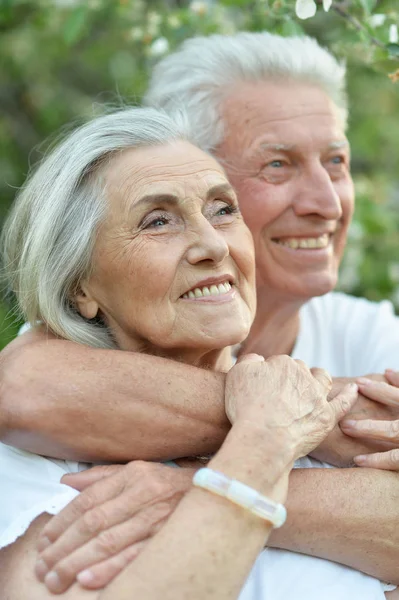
[270, 466, 399, 585]
[0, 329, 228, 462]
[36, 462, 399, 590]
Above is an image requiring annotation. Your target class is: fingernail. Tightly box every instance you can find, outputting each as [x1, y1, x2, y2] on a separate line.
[356, 377, 374, 386]
[341, 420, 357, 428]
[354, 455, 367, 465]
[348, 383, 358, 391]
[78, 569, 95, 586]
[35, 558, 49, 580]
[37, 535, 51, 552]
[45, 571, 62, 593]
[385, 369, 395, 374]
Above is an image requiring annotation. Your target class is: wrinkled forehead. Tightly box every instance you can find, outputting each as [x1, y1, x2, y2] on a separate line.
[219, 80, 347, 156]
[101, 142, 230, 211]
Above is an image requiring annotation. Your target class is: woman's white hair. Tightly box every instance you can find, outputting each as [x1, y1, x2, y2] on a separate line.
[144, 31, 348, 153]
[1, 107, 191, 349]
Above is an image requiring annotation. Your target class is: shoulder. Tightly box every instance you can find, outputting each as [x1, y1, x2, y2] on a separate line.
[301, 291, 396, 325]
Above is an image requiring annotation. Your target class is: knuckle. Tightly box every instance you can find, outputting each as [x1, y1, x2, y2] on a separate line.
[81, 506, 108, 536]
[389, 420, 399, 439]
[75, 490, 96, 514]
[389, 448, 399, 464]
[95, 529, 121, 557]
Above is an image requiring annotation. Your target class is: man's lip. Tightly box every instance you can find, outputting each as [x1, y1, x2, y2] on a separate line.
[181, 274, 235, 296]
[271, 232, 334, 241]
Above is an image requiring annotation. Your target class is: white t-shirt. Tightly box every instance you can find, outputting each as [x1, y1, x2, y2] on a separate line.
[1, 292, 398, 598]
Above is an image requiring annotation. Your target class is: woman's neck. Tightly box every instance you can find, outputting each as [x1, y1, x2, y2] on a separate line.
[240, 288, 303, 359]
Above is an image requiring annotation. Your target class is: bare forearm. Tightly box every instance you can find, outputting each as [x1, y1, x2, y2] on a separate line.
[101, 424, 287, 600]
[0, 334, 228, 462]
[269, 467, 399, 584]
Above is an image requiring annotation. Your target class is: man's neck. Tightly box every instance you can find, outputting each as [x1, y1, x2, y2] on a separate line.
[241, 288, 305, 359]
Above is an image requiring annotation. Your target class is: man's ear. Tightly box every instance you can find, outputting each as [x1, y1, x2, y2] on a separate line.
[74, 283, 99, 320]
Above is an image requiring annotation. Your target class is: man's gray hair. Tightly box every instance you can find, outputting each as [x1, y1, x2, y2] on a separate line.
[145, 31, 348, 153]
[1, 107, 190, 349]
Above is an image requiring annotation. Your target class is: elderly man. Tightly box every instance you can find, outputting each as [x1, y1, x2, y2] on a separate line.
[1, 32, 399, 594]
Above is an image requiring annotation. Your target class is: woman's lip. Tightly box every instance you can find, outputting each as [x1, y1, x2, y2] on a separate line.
[179, 287, 237, 303]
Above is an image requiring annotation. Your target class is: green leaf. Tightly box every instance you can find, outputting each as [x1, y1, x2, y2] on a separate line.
[63, 5, 89, 46]
[359, 0, 377, 14]
[281, 19, 304, 37]
[387, 43, 399, 57]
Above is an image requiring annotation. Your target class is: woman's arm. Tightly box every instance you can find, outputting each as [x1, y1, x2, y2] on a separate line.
[0, 329, 228, 462]
[1, 423, 290, 599]
[35, 461, 399, 591]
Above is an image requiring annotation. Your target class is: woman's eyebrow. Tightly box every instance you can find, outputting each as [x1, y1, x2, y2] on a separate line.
[134, 183, 235, 210]
[134, 193, 179, 209]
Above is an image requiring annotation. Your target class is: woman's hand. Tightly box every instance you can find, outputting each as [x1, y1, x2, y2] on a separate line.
[340, 369, 399, 470]
[225, 354, 358, 462]
[35, 462, 194, 594]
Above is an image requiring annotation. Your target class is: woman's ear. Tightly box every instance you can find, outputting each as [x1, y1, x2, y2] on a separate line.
[74, 283, 99, 320]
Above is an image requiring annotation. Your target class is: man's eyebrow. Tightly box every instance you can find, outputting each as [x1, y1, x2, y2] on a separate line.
[328, 140, 349, 150]
[258, 143, 295, 152]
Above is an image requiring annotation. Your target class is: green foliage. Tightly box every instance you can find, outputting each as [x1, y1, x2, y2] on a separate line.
[0, 0, 398, 348]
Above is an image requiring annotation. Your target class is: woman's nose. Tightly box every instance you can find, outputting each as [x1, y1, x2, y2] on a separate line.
[185, 219, 229, 265]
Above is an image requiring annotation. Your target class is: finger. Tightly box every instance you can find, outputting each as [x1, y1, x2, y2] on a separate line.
[328, 383, 359, 423]
[311, 367, 333, 393]
[236, 353, 265, 364]
[354, 448, 399, 471]
[43, 510, 168, 594]
[61, 465, 124, 491]
[37, 483, 146, 580]
[340, 418, 399, 442]
[385, 369, 399, 388]
[36, 471, 126, 557]
[77, 541, 147, 589]
[356, 378, 399, 407]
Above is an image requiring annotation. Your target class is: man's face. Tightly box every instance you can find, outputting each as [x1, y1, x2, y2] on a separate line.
[216, 80, 355, 303]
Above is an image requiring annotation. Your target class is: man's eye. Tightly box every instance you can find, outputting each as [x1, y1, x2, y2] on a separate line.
[268, 160, 284, 168]
[330, 156, 344, 164]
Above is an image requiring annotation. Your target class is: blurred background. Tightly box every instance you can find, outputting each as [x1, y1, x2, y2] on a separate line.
[1, 0, 398, 349]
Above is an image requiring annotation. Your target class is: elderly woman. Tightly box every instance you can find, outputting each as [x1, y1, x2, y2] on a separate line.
[0, 106, 390, 600]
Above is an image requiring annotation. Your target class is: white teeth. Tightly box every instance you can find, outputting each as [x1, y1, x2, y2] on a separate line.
[182, 281, 232, 299]
[277, 234, 329, 249]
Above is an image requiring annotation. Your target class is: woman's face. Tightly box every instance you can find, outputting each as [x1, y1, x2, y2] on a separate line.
[77, 141, 256, 360]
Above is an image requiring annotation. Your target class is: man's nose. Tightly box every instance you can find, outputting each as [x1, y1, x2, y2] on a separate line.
[293, 163, 343, 220]
[185, 218, 229, 265]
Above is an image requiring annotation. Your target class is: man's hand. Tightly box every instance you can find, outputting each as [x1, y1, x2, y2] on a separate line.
[35, 461, 193, 594]
[340, 370, 399, 470]
[310, 371, 399, 467]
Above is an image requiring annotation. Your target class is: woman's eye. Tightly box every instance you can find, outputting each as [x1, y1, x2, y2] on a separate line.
[151, 218, 167, 227]
[215, 203, 238, 217]
[142, 214, 169, 229]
